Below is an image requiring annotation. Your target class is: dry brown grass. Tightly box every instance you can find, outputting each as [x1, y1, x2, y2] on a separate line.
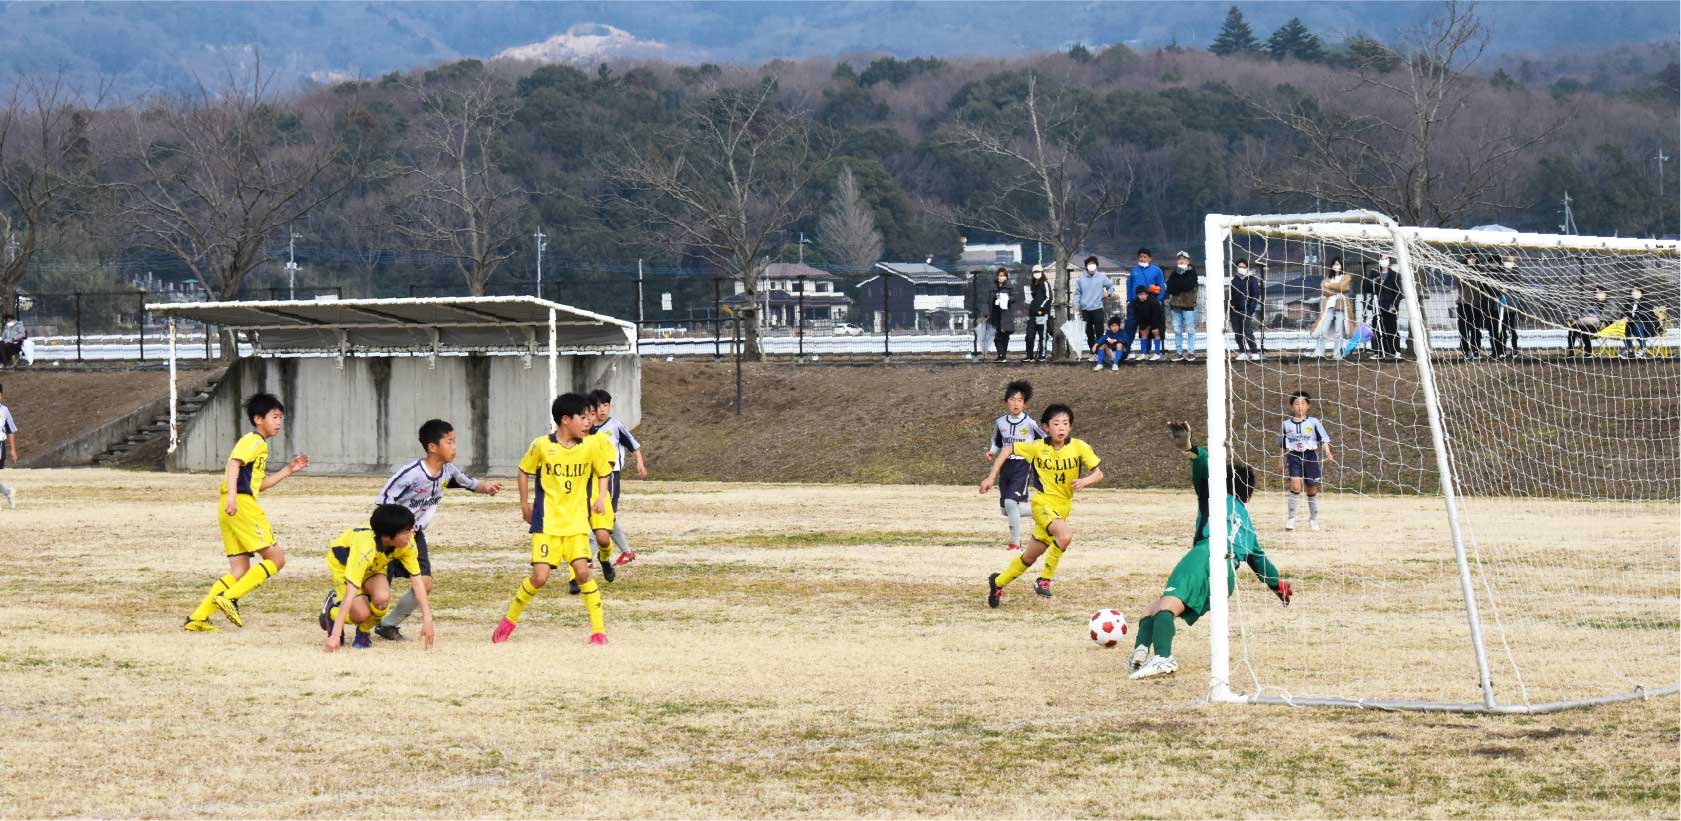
[0, 469, 1675, 818]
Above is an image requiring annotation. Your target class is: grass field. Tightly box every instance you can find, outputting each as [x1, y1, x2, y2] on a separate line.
[1, 469, 1676, 818]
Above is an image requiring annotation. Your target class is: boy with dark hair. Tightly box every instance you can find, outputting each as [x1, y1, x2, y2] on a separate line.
[1129, 286, 1167, 363]
[0, 382, 17, 507]
[494, 392, 613, 645]
[589, 388, 647, 572]
[322, 504, 431, 651]
[985, 380, 1046, 551]
[1091, 315, 1126, 371]
[183, 393, 309, 632]
[1126, 248, 1167, 361]
[980, 403, 1103, 605]
[1129, 453, 1292, 680]
[369, 419, 504, 641]
[1278, 391, 1332, 531]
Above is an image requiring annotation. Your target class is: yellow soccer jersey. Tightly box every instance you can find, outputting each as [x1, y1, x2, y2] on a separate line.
[1012, 438, 1101, 504]
[519, 433, 611, 538]
[328, 527, 420, 591]
[220, 432, 270, 500]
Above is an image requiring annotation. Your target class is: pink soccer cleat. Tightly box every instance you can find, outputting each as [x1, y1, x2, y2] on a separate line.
[587, 632, 609, 646]
[612, 550, 637, 567]
[492, 618, 517, 644]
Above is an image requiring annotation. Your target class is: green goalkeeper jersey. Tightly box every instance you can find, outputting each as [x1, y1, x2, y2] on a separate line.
[1191, 445, 1210, 541]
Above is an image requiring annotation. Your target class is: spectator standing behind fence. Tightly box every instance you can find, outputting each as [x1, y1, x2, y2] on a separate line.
[1472, 255, 1507, 361]
[1623, 286, 1659, 358]
[1165, 250, 1199, 362]
[1372, 255, 1404, 361]
[1498, 254, 1520, 356]
[988, 266, 1015, 363]
[1454, 253, 1486, 360]
[1310, 258, 1353, 360]
[1229, 258, 1263, 361]
[0, 314, 24, 369]
[1131, 286, 1166, 363]
[1025, 266, 1052, 362]
[1124, 249, 1166, 362]
[1076, 256, 1113, 353]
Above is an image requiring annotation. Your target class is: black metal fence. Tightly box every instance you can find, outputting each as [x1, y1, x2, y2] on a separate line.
[6, 286, 342, 363]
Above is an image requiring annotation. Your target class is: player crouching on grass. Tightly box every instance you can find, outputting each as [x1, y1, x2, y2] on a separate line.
[494, 392, 613, 646]
[1128, 455, 1292, 680]
[183, 393, 308, 632]
[980, 403, 1102, 606]
[323, 504, 431, 651]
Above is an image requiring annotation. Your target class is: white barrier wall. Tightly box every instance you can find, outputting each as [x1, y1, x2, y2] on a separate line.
[167, 354, 640, 475]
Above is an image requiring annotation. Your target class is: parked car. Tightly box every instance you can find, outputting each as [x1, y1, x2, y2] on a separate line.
[832, 323, 865, 336]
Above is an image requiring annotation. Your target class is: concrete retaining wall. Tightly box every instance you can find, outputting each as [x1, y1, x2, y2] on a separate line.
[167, 354, 640, 475]
[32, 398, 165, 468]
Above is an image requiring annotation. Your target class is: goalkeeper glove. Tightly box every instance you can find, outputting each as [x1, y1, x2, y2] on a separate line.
[1275, 580, 1293, 606]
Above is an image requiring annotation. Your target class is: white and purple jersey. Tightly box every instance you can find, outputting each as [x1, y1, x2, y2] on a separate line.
[376, 459, 479, 531]
[1278, 416, 1330, 453]
[592, 417, 641, 474]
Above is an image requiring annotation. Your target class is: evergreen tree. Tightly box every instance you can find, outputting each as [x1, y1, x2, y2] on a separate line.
[1266, 17, 1324, 63]
[1209, 6, 1261, 56]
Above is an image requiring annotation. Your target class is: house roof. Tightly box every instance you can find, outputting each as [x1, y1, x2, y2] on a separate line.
[872, 262, 962, 284]
[144, 296, 636, 354]
[762, 262, 837, 280]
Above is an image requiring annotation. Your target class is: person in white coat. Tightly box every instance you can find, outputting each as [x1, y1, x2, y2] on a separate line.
[1311, 258, 1354, 359]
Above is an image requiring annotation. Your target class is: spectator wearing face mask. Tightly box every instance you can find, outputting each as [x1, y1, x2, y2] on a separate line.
[1310, 257, 1353, 360]
[1371, 255, 1404, 360]
[1165, 251, 1200, 361]
[1125, 248, 1166, 361]
[987, 267, 1015, 363]
[1497, 254, 1520, 356]
[1229, 258, 1263, 361]
[1623, 286, 1659, 358]
[1026, 265, 1052, 362]
[1568, 287, 1611, 358]
[1075, 255, 1114, 353]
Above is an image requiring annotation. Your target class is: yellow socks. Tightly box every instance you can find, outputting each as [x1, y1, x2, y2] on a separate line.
[188, 573, 237, 621]
[506, 578, 540, 623]
[223, 559, 280, 601]
[598, 538, 613, 564]
[359, 603, 389, 633]
[995, 555, 1031, 588]
[579, 579, 605, 634]
[1042, 545, 1066, 580]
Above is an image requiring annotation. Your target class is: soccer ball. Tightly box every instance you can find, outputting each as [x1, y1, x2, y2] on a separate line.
[1088, 609, 1128, 647]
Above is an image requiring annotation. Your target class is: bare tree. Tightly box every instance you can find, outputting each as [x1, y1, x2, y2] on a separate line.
[391, 71, 529, 296]
[0, 70, 105, 310]
[604, 81, 822, 358]
[112, 58, 368, 313]
[1246, 1, 1566, 226]
[816, 166, 882, 274]
[944, 73, 1135, 357]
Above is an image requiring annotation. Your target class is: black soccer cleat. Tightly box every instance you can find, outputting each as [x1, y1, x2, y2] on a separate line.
[987, 573, 1004, 609]
[600, 558, 617, 583]
[1034, 578, 1053, 598]
[375, 625, 405, 641]
[569, 579, 581, 595]
[318, 591, 336, 633]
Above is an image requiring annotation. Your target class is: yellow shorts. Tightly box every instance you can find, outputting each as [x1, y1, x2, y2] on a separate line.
[589, 497, 615, 533]
[218, 495, 275, 556]
[1030, 496, 1071, 545]
[530, 533, 593, 568]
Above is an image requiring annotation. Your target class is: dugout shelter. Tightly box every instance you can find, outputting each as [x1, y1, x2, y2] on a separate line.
[146, 296, 639, 475]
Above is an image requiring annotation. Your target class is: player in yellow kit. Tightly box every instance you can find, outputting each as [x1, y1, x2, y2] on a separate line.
[183, 393, 309, 632]
[493, 392, 613, 646]
[979, 403, 1103, 606]
[321, 504, 432, 652]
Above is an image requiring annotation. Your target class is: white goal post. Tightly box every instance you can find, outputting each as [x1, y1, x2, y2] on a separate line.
[1204, 211, 1680, 713]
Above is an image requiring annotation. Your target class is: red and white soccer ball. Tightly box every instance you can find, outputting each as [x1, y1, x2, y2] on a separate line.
[1088, 609, 1128, 647]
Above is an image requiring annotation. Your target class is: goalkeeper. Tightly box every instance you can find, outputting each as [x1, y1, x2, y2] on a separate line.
[1128, 422, 1293, 680]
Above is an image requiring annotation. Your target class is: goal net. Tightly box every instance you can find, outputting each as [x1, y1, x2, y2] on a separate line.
[1203, 211, 1680, 712]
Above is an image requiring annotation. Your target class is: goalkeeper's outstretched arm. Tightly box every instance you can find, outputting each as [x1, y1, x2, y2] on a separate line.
[1244, 550, 1292, 605]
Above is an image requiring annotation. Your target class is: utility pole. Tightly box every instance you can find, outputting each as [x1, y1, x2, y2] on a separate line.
[284, 227, 301, 299]
[534, 228, 547, 298]
[1559, 190, 1578, 235]
[1657, 149, 1670, 235]
[797, 231, 810, 265]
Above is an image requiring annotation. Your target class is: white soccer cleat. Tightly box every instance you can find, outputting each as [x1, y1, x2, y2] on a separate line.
[3, 487, 13, 509]
[1093, 363, 1103, 371]
[1129, 654, 1179, 680]
[1309, 518, 1321, 531]
[1127, 644, 1150, 673]
[1110, 363, 1119, 371]
[1285, 516, 1296, 531]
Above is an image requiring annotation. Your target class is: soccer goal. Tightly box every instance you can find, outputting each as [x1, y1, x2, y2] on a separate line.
[1203, 210, 1680, 713]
